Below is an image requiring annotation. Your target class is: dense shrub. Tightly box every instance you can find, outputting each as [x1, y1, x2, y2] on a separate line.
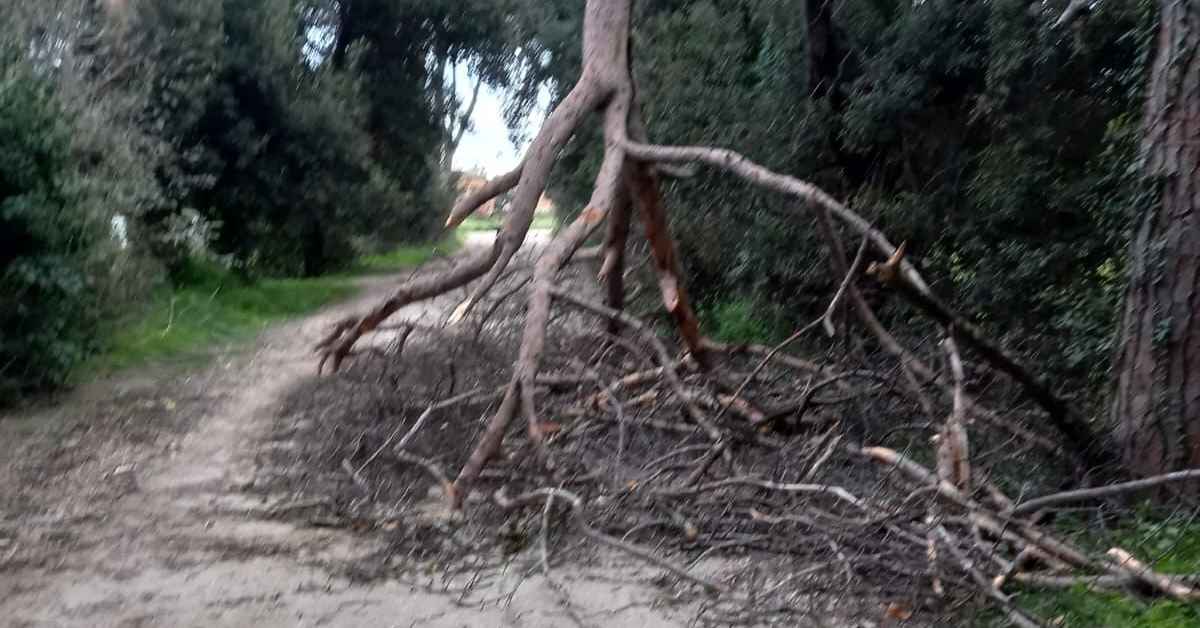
[0, 70, 102, 401]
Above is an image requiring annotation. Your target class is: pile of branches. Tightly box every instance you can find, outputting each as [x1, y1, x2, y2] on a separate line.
[282, 251, 1200, 625]
[294, 2, 1200, 624]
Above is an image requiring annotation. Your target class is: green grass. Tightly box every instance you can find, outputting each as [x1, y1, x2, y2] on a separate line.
[348, 235, 461, 274]
[459, 212, 557, 232]
[1003, 515, 1200, 627]
[85, 239, 452, 375]
[701, 297, 790, 345]
[87, 266, 355, 373]
[1014, 586, 1200, 628]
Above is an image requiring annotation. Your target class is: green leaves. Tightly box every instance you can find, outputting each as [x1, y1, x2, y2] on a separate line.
[0, 71, 101, 402]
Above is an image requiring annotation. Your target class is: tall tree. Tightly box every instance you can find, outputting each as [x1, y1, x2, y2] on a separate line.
[328, 0, 517, 187]
[1112, 1, 1200, 478]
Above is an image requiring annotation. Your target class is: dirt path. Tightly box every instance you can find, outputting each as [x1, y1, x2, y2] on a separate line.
[0, 231, 692, 628]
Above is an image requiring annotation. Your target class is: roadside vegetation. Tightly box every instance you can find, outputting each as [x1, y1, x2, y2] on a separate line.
[2, 1, 510, 405]
[348, 235, 462, 275]
[1008, 515, 1200, 627]
[87, 238, 458, 375]
[458, 213, 558, 232]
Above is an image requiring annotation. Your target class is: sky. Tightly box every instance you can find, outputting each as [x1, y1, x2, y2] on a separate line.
[296, 29, 544, 178]
[450, 65, 549, 177]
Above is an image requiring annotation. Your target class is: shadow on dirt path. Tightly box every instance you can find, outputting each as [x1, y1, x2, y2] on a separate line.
[0, 230, 697, 628]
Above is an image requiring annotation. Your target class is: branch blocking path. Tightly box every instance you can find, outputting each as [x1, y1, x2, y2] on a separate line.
[314, 0, 949, 509]
[315, 0, 719, 508]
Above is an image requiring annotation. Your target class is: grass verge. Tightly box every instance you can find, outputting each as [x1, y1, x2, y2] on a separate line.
[459, 212, 557, 232]
[1004, 515, 1200, 627]
[85, 238, 455, 374]
[348, 235, 461, 274]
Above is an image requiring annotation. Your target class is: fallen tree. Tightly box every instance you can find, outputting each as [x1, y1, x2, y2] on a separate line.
[315, 0, 1059, 505]
[305, 2, 1199, 624]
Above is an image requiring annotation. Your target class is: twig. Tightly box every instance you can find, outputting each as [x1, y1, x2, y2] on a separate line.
[355, 388, 497, 477]
[861, 446, 1103, 572]
[1009, 469, 1200, 517]
[1, 542, 18, 567]
[494, 486, 726, 595]
[395, 452, 454, 497]
[653, 476, 869, 513]
[264, 498, 333, 517]
[549, 289, 722, 443]
[934, 526, 1047, 628]
[1010, 573, 1131, 590]
[160, 296, 178, 337]
[342, 458, 369, 493]
[867, 246, 1104, 469]
[802, 431, 842, 482]
[821, 236, 869, 337]
[713, 237, 866, 429]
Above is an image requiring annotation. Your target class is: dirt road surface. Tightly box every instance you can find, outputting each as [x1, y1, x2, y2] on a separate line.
[0, 231, 696, 628]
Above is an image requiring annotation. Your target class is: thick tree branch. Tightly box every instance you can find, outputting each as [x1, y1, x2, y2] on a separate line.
[600, 183, 632, 336]
[315, 245, 503, 372]
[447, 80, 608, 325]
[627, 140, 1078, 463]
[446, 162, 524, 228]
[625, 163, 713, 367]
[450, 86, 633, 507]
[621, 140, 930, 293]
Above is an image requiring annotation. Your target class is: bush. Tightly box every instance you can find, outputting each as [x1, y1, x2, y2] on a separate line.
[0, 70, 102, 402]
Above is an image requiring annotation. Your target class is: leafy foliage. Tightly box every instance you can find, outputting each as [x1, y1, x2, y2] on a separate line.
[0, 0, 524, 400]
[0, 69, 101, 401]
[537, 0, 1154, 402]
[88, 236, 458, 375]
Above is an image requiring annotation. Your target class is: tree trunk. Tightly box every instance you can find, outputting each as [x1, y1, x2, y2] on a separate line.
[805, 0, 841, 104]
[1113, 1, 1200, 480]
[443, 72, 483, 172]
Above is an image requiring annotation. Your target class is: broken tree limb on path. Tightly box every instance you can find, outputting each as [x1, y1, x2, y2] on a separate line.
[299, 4, 1198, 622]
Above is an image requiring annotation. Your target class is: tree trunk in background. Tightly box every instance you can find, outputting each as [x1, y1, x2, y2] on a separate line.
[1113, 1, 1200, 479]
[442, 73, 483, 173]
[805, 0, 842, 104]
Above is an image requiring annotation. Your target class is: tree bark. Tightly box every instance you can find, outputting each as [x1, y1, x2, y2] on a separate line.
[1113, 1, 1200, 482]
[600, 184, 632, 337]
[626, 165, 712, 368]
[448, 0, 635, 506]
[805, 0, 841, 103]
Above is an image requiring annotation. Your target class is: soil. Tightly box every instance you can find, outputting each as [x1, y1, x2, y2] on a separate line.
[0, 231, 709, 628]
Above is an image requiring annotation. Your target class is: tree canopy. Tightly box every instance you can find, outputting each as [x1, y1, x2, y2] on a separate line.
[0, 0, 526, 399]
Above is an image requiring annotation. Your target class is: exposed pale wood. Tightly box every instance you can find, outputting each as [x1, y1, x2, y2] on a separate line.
[1107, 547, 1200, 602]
